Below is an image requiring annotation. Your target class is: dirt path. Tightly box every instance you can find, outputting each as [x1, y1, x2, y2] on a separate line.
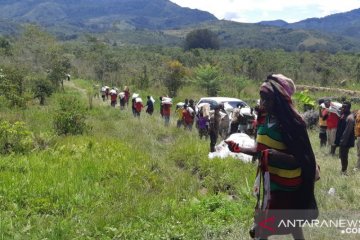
[63, 80, 87, 96]
[297, 84, 360, 96]
[63, 80, 109, 107]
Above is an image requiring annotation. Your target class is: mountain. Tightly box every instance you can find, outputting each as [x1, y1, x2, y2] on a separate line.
[0, 19, 19, 35]
[1, 1, 360, 53]
[257, 20, 288, 28]
[258, 8, 360, 39]
[164, 20, 360, 52]
[0, 0, 217, 31]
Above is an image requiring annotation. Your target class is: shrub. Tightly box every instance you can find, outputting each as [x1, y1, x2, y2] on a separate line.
[0, 120, 33, 154]
[53, 95, 88, 135]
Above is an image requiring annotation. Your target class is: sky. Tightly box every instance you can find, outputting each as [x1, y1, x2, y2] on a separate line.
[169, 0, 360, 23]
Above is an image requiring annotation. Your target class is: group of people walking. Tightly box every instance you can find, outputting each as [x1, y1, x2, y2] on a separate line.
[98, 85, 231, 152]
[96, 73, 360, 239]
[318, 99, 358, 175]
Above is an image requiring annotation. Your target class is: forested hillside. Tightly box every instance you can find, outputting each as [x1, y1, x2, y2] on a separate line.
[0, 0, 216, 31]
[290, 8, 360, 39]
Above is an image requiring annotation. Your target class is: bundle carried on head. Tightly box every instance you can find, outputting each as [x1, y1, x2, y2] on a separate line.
[118, 92, 125, 99]
[132, 93, 139, 99]
[162, 97, 172, 105]
[176, 102, 185, 108]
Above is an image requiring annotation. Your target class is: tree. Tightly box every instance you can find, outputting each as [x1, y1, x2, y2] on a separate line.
[184, 29, 220, 51]
[32, 78, 53, 105]
[13, 25, 57, 70]
[47, 50, 72, 90]
[193, 64, 221, 96]
[356, 62, 360, 83]
[139, 65, 149, 89]
[164, 60, 186, 97]
[0, 37, 11, 56]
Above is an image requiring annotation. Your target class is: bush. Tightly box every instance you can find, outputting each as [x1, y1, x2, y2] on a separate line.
[53, 95, 88, 135]
[0, 67, 27, 108]
[0, 120, 33, 154]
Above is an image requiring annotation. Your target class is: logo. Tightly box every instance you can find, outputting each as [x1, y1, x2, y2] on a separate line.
[258, 215, 276, 232]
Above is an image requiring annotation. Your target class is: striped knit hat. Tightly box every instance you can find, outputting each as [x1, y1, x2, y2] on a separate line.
[260, 74, 296, 100]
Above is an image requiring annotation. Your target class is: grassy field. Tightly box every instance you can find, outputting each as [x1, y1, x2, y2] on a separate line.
[1, 80, 360, 239]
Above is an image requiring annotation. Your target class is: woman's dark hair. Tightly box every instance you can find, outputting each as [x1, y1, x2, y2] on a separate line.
[271, 82, 317, 213]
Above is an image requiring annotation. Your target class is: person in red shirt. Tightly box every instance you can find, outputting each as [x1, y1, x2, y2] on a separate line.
[162, 103, 171, 126]
[110, 89, 118, 107]
[134, 99, 143, 118]
[182, 107, 194, 131]
[326, 101, 340, 155]
[124, 86, 130, 108]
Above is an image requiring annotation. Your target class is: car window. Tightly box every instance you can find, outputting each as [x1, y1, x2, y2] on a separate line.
[199, 99, 217, 109]
[226, 101, 247, 108]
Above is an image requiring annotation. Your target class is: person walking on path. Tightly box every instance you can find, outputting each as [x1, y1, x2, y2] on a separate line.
[354, 110, 360, 170]
[110, 88, 117, 107]
[209, 104, 222, 152]
[183, 107, 194, 131]
[197, 111, 209, 139]
[335, 101, 355, 175]
[124, 86, 130, 108]
[326, 101, 340, 155]
[134, 98, 144, 118]
[319, 100, 329, 147]
[119, 92, 126, 110]
[162, 98, 172, 126]
[175, 103, 184, 128]
[145, 96, 154, 115]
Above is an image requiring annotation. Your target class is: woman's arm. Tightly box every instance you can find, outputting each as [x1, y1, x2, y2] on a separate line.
[267, 149, 300, 168]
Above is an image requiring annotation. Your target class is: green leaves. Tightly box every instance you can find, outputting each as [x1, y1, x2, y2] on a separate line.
[294, 90, 316, 108]
[193, 64, 221, 96]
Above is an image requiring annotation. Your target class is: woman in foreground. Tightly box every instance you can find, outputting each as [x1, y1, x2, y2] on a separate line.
[226, 74, 318, 239]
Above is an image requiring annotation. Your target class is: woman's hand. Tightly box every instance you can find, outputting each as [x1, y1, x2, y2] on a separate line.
[225, 140, 242, 153]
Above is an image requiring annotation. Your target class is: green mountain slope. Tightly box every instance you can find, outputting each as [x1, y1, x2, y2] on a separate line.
[0, 0, 217, 31]
[258, 8, 360, 39]
[164, 20, 360, 52]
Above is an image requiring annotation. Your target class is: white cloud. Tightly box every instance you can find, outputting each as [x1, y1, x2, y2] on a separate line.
[170, 0, 360, 23]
